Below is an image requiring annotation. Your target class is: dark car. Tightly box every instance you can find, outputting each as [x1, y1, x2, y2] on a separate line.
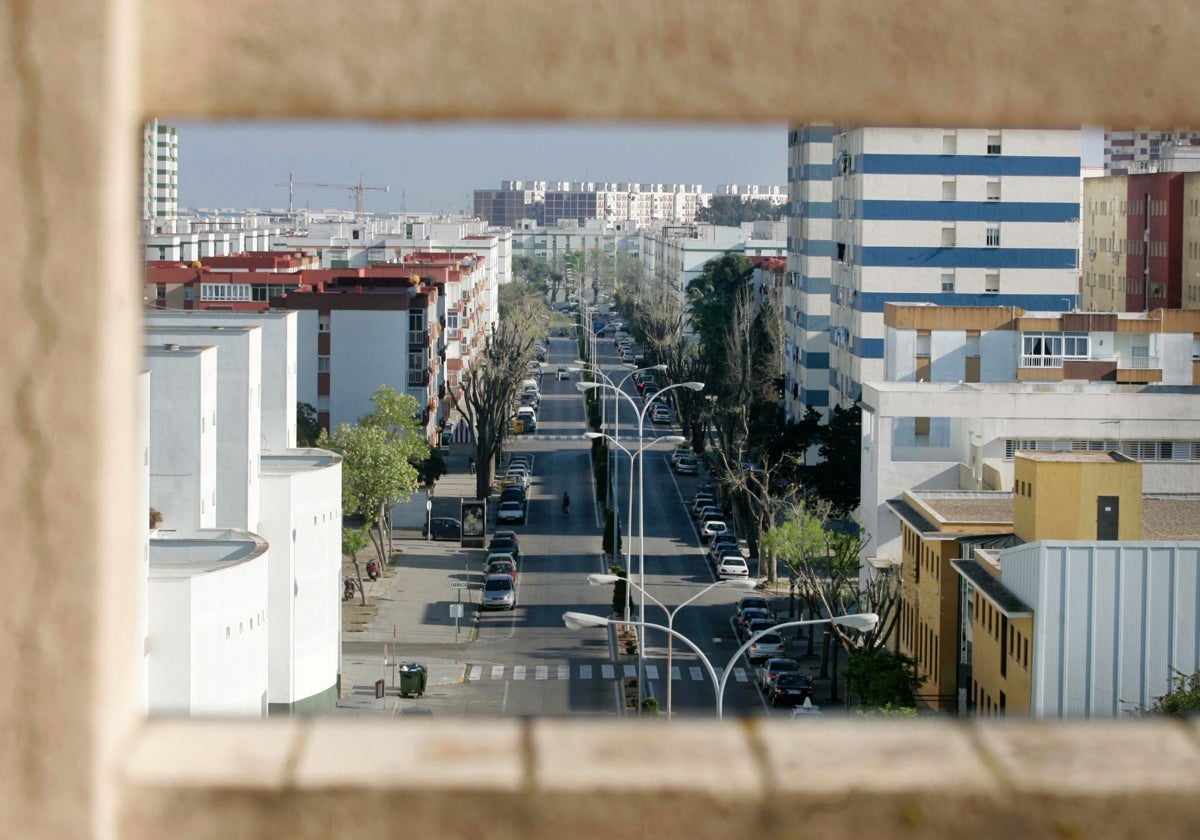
[769, 673, 814, 707]
[488, 536, 521, 561]
[422, 517, 462, 540]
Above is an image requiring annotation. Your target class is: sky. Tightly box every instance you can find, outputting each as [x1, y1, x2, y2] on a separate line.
[171, 121, 790, 215]
[170, 121, 1105, 216]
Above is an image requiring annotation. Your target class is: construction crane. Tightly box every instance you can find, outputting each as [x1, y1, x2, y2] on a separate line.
[276, 171, 389, 215]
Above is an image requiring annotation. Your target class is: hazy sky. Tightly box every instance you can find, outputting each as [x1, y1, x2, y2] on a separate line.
[171, 121, 789, 215]
[171, 121, 1104, 215]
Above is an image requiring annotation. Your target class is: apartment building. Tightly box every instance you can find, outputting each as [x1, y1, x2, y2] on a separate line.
[1081, 170, 1200, 312]
[143, 119, 178, 223]
[890, 451, 1200, 718]
[475, 180, 715, 227]
[637, 223, 786, 306]
[1104, 129, 1200, 175]
[787, 127, 1082, 414]
[143, 310, 343, 716]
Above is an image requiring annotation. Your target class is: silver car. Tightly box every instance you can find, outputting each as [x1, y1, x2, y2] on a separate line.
[482, 574, 517, 610]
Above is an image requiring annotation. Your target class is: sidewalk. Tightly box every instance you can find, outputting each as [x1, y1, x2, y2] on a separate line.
[336, 456, 482, 715]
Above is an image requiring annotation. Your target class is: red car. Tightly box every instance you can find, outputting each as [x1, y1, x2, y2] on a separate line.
[484, 558, 517, 584]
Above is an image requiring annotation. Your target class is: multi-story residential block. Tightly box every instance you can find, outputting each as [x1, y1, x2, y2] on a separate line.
[638, 222, 786, 306]
[1081, 170, 1200, 312]
[889, 451, 1200, 718]
[1104, 129, 1200, 175]
[143, 119, 178, 223]
[475, 180, 723, 227]
[787, 127, 1082, 415]
[713, 184, 788, 207]
[861, 302, 1200, 585]
[143, 310, 343, 716]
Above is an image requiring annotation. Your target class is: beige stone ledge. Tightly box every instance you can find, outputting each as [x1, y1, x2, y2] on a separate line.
[117, 718, 1200, 840]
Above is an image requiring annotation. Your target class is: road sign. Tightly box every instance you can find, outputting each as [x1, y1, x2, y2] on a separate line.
[449, 580, 470, 589]
[449, 603, 464, 619]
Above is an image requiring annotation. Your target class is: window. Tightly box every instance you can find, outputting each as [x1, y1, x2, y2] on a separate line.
[986, 180, 1000, 201]
[941, 226, 956, 247]
[915, 331, 931, 356]
[409, 310, 425, 332]
[318, 315, 330, 332]
[986, 226, 1001, 247]
[317, 356, 330, 373]
[942, 180, 956, 201]
[985, 272, 999, 293]
[1062, 333, 1089, 358]
[251, 284, 271, 302]
[941, 272, 955, 292]
[987, 133, 1002, 154]
[943, 132, 957, 155]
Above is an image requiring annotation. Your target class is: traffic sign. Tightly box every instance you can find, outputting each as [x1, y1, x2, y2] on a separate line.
[449, 603, 464, 619]
[449, 580, 470, 589]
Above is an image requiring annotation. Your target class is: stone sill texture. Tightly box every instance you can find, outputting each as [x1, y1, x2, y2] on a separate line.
[119, 718, 1200, 839]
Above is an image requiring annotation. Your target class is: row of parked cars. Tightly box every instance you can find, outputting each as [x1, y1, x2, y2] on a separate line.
[481, 529, 521, 610]
[496, 453, 533, 525]
[731, 595, 815, 709]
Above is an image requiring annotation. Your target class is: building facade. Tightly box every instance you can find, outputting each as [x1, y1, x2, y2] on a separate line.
[787, 126, 1082, 414]
[1104, 129, 1200, 175]
[143, 119, 178, 223]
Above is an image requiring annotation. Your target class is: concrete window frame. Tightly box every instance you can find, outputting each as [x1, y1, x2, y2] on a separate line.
[7, 2, 1200, 840]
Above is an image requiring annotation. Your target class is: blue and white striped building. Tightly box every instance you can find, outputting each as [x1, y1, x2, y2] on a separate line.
[785, 127, 1082, 415]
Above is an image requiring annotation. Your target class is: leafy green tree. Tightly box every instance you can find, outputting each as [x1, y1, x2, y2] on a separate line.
[342, 527, 371, 606]
[609, 565, 629, 619]
[812, 404, 862, 516]
[1150, 668, 1200, 717]
[411, 448, 447, 487]
[844, 648, 922, 711]
[696, 196, 786, 226]
[296, 401, 322, 447]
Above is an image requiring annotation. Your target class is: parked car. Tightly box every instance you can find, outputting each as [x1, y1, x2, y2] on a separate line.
[771, 673, 815, 707]
[699, 518, 727, 540]
[422, 517, 462, 541]
[742, 617, 776, 643]
[707, 534, 740, 562]
[496, 500, 526, 525]
[642, 382, 662, 398]
[746, 630, 785, 663]
[690, 494, 716, 517]
[499, 485, 526, 504]
[556, 366, 570, 380]
[757, 657, 801, 691]
[736, 608, 773, 639]
[735, 595, 772, 620]
[673, 454, 698, 475]
[715, 553, 749, 579]
[484, 558, 518, 584]
[481, 574, 517, 610]
[488, 535, 521, 560]
[651, 405, 674, 424]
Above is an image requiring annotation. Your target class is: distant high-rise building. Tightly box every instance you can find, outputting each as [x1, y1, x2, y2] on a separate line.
[785, 126, 1082, 415]
[143, 120, 178, 222]
[1104, 129, 1200, 175]
[473, 180, 720, 227]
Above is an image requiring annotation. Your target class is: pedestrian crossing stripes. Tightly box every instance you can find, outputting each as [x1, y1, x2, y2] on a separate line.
[464, 663, 753, 684]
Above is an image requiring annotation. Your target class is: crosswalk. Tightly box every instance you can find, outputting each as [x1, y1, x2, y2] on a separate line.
[466, 662, 753, 683]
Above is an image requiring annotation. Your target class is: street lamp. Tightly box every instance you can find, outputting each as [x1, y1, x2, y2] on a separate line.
[562, 611, 879, 718]
[577, 379, 704, 707]
[588, 574, 756, 718]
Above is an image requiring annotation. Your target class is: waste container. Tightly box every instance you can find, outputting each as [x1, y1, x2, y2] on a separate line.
[398, 663, 427, 698]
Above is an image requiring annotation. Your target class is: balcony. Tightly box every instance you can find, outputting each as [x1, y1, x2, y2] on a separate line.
[408, 332, 428, 349]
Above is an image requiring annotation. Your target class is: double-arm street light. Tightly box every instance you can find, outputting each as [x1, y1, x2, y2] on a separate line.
[588, 574, 756, 718]
[576, 378, 704, 707]
[562, 612, 880, 718]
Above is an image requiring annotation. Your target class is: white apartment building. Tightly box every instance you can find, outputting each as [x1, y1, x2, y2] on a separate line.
[143, 119, 178, 223]
[638, 223, 786, 306]
[1105, 129, 1200, 175]
[787, 126, 1082, 414]
[144, 310, 344, 716]
[714, 184, 787, 206]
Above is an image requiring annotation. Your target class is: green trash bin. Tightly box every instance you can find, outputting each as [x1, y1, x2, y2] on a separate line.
[398, 663, 427, 698]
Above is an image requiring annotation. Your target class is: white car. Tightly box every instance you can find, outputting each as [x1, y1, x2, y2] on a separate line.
[746, 630, 785, 663]
[651, 405, 673, 424]
[700, 519, 727, 539]
[496, 500, 526, 525]
[715, 553, 749, 579]
[673, 455, 698, 475]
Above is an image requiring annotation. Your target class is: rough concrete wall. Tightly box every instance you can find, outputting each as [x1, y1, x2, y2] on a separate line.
[4, 2, 1200, 839]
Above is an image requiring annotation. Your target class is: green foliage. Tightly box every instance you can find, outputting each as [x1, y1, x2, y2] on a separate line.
[640, 696, 660, 715]
[342, 526, 370, 557]
[323, 422, 419, 519]
[590, 436, 609, 502]
[602, 507, 621, 557]
[812, 404, 862, 516]
[296, 401, 322, 447]
[411, 448, 447, 486]
[1151, 668, 1200, 717]
[696, 195, 786, 226]
[610, 565, 629, 618]
[844, 648, 922, 710]
[498, 280, 549, 322]
[857, 703, 919, 718]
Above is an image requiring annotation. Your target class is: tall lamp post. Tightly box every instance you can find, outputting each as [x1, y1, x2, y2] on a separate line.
[563, 612, 879, 718]
[587, 574, 756, 718]
[577, 379, 704, 707]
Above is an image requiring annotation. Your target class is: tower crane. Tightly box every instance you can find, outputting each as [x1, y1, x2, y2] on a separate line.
[276, 171, 389, 215]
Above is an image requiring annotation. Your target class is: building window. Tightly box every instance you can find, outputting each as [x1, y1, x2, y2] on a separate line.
[317, 356, 330, 373]
[318, 315, 330, 332]
[986, 180, 1001, 201]
[985, 271, 1000, 293]
[942, 180, 956, 201]
[156, 285, 166, 300]
[987, 133, 1002, 154]
[409, 311, 425, 332]
[251, 284, 271, 302]
[941, 227, 956, 247]
[943, 132, 957, 155]
[1062, 332, 1089, 358]
[941, 272, 955, 292]
[986, 226, 1001, 247]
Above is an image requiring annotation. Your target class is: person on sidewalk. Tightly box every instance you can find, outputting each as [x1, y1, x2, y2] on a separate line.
[468, 454, 476, 474]
[562, 491, 570, 516]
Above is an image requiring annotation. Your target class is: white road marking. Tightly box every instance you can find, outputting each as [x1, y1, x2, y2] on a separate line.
[468, 665, 482, 681]
[558, 665, 569, 680]
[491, 665, 504, 680]
[623, 664, 637, 678]
[671, 666, 681, 680]
[513, 665, 526, 680]
[601, 664, 614, 679]
[581, 664, 593, 680]
[734, 668, 748, 683]
[645, 665, 659, 680]
[535, 665, 548, 680]
[689, 666, 703, 681]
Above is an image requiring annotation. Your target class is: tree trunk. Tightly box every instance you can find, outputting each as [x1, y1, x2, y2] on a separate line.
[819, 626, 831, 679]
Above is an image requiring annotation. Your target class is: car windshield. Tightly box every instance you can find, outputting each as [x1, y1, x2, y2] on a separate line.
[485, 579, 511, 592]
[757, 633, 782, 645]
[769, 660, 799, 673]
